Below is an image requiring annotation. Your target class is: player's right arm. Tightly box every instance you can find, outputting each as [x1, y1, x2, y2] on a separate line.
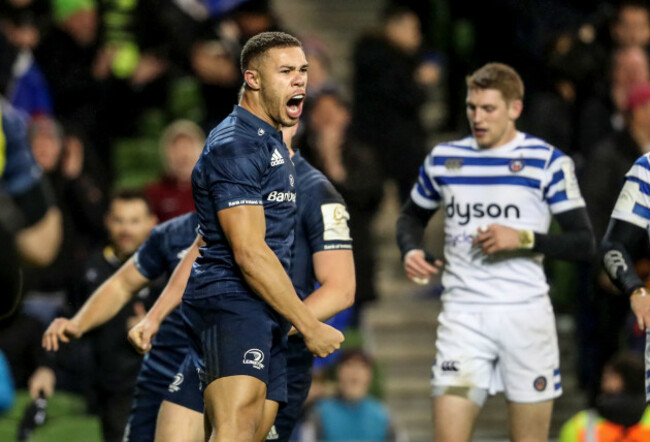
[396, 160, 444, 283]
[219, 204, 343, 358]
[42, 258, 150, 351]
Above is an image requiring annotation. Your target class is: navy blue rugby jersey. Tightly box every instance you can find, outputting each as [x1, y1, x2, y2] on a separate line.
[290, 152, 352, 300]
[189, 106, 296, 299]
[132, 212, 198, 392]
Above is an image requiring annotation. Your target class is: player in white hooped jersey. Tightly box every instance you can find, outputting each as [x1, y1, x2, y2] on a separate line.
[396, 63, 596, 442]
[601, 152, 650, 403]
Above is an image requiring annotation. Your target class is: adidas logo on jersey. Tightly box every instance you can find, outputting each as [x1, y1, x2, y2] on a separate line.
[270, 149, 285, 166]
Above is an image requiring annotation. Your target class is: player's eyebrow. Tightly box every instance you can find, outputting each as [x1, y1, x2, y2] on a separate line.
[278, 63, 309, 70]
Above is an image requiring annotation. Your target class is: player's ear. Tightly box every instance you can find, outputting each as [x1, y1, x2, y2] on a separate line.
[508, 99, 523, 120]
[244, 69, 261, 91]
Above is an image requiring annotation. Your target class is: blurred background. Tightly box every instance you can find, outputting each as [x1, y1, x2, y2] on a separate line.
[2, 0, 650, 440]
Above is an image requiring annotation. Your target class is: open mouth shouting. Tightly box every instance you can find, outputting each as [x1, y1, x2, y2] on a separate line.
[286, 93, 305, 119]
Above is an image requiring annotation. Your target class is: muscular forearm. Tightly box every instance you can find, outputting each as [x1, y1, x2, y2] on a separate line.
[73, 259, 148, 334]
[236, 245, 320, 334]
[301, 283, 355, 322]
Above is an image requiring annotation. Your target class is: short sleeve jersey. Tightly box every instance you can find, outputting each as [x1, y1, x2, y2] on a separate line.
[610, 153, 650, 234]
[132, 212, 198, 390]
[412, 132, 585, 306]
[0, 99, 42, 195]
[189, 106, 296, 298]
[290, 152, 352, 300]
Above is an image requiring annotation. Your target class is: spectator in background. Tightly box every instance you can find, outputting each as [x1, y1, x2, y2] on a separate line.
[351, 3, 438, 203]
[0, 2, 53, 117]
[22, 116, 105, 322]
[0, 312, 55, 401]
[578, 45, 650, 155]
[299, 91, 383, 324]
[0, 98, 62, 318]
[559, 352, 650, 441]
[303, 350, 400, 442]
[610, 1, 650, 50]
[34, 0, 101, 161]
[144, 120, 204, 222]
[74, 190, 158, 442]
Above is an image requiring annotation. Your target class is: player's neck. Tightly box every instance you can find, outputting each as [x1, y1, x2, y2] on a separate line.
[239, 94, 281, 130]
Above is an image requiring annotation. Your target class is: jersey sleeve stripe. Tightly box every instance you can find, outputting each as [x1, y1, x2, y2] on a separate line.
[418, 166, 438, 197]
[548, 191, 568, 204]
[546, 148, 565, 168]
[633, 202, 650, 220]
[627, 176, 650, 196]
[411, 185, 439, 209]
[434, 175, 541, 188]
[633, 155, 650, 172]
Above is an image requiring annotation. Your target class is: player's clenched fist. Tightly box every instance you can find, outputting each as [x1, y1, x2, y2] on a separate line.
[42, 317, 82, 352]
[127, 316, 160, 354]
[303, 322, 344, 358]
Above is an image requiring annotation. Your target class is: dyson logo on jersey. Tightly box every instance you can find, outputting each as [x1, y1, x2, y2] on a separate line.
[446, 196, 520, 226]
[266, 191, 296, 203]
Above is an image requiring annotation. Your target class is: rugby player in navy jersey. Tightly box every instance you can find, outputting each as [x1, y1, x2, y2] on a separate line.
[601, 153, 650, 402]
[176, 32, 343, 441]
[42, 212, 200, 441]
[128, 124, 355, 442]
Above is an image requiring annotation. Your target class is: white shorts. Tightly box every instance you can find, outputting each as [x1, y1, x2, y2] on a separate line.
[431, 303, 562, 403]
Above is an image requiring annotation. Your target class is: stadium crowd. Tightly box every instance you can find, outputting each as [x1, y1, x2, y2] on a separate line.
[2, 0, 650, 440]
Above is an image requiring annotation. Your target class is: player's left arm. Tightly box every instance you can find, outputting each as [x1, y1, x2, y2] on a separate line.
[128, 235, 202, 354]
[301, 249, 355, 322]
[601, 219, 650, 329]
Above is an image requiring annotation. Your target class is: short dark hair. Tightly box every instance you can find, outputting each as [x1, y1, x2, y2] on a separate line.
[381, 3, 416, 24]
[607, 352, 645, 394]
[338, 349, 374, 368]
[240, 31, 302, 74]
[110, 189, 153, 214]
[466, 62, 525, 102]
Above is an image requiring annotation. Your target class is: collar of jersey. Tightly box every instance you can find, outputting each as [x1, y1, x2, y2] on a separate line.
[471, 131, 526, 153]
[232, 105, 282, 142]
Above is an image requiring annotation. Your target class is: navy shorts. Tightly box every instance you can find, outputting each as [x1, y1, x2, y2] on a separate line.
[163, 353, 204, 413]
[181, 293, 289, 404]
[122, 384, 164, 442]
[267, 337, 314, 441]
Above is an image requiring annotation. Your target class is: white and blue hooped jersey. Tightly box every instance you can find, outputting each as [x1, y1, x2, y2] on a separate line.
[611, 153, 650, 234]
[412, 131, 585, 308]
